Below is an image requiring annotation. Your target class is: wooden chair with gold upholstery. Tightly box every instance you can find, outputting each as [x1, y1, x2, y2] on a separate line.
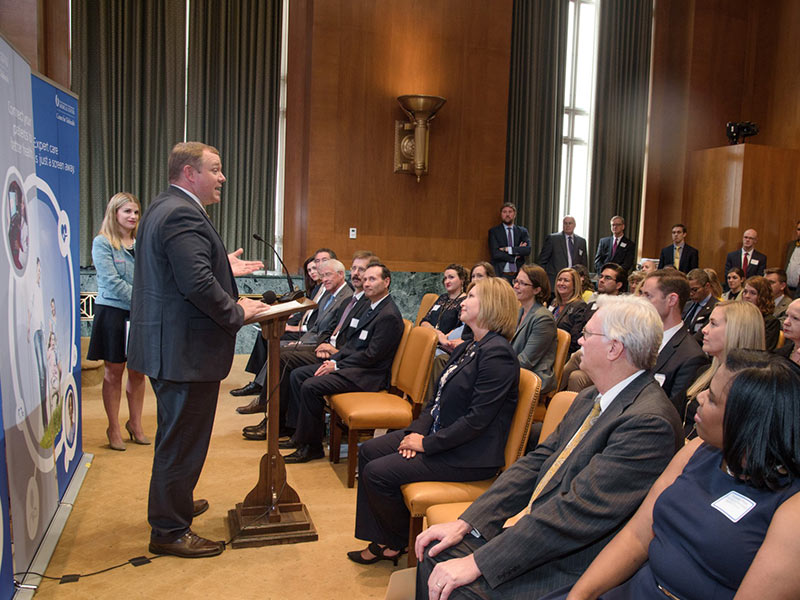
[414, 293, 439, 326]
[532, 327, 572, 424]
[400, 369, 542, 565]
[423, 390, 578, 530]
[327, 324, 438, 488]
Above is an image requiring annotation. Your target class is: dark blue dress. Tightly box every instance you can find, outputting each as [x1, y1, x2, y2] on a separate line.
[544, 443, 800, 600]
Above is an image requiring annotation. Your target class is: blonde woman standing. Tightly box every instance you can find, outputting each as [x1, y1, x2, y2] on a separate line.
[87, 192, 149, 450]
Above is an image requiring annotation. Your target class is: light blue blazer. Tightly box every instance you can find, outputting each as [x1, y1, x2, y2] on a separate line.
[92, 234, 135, 310]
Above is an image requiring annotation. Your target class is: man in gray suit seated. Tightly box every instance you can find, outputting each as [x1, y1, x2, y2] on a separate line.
[415, 295, 683, 599]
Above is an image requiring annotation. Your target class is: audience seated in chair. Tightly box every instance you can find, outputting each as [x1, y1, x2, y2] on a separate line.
[347, 278, 519, 567]
[414, 295, 682, 599]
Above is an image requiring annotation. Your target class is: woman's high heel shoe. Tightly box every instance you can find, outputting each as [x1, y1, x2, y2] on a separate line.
[346, 542, 405, 566]
[106, 428, 126, 451]
[125, 421, 151, 445]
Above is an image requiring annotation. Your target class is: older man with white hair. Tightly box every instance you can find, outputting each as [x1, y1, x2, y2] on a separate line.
[415, 295, 683, 600]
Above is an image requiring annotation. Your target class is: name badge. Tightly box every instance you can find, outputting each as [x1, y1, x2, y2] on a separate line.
[750, 259, 759, 265]
[431, 304, 441, 311]
[359, 330, 369, 341]
[620, 242, 627, 248]
[711, 490, 756, 523]
[654, 373, 666, 387]
[349, 318, 359, 328]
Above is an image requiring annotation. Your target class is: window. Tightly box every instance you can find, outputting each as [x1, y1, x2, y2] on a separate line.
[559, 0, 599, 238]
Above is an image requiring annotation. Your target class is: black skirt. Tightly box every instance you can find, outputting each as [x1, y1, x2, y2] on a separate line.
[86, 304, 130, 363]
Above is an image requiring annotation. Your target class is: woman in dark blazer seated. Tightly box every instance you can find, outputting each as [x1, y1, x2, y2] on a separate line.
[742, 275, 781, 351]
[549, 267, 588, 354]
[348, 277, 520, 565]
[512, 264, 558, 395]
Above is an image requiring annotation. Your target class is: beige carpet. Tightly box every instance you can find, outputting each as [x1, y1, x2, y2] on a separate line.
[35, 355, 405, 599]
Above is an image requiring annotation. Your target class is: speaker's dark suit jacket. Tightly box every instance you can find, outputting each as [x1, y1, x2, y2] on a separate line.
[657, 244, 699, 273]
[426, 372, 681, 599]
[489, 223, 531, 275]
[653, 326, 709, 416]
[594, 235, 635, 274]
[128, 186, 242, 381]
[724, 248, 767, 278]
[538, 232, 589, 286]
[128, 185, 243, 542]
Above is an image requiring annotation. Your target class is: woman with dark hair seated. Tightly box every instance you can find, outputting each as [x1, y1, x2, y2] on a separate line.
[348, 278, 520, 565]
[512, 264, 558, 395]
[420, 264, 469, 352]
[550, 267, 588, 354]
[742, 275, 780, 351]
[544, 349, 800, 600]
[470, 261, 495, 283]
[723, 267, 744, 301]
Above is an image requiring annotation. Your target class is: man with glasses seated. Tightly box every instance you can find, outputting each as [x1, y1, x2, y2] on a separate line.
[415, 296, 682, 599]
[560, 263, 626, 392]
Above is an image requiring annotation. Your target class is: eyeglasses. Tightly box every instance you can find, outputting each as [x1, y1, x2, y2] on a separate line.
[581, 328, 606, 339]
[513, 279, 533, 287]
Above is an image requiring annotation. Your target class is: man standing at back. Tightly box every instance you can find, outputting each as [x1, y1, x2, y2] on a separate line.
[128, 142, 268, 558]
[594, 216, 635, 274]
[724, 228, 766, 281]
[538, 215, 588, 288]
[489, 203, 531, 283]
[657, 223, 698, 274]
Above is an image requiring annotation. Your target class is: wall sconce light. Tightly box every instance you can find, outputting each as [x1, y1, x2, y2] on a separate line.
[394, 94, 446, 182]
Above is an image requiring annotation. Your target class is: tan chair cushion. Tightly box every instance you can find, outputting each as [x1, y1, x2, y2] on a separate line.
[425, 502, 473, 527]
[330, 392, 413, 430]
[402, 480, 493, 517]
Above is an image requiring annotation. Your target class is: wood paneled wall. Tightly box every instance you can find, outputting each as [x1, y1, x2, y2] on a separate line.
[0, 0, 70, 87]
[641, 0, 800, 272]
[283, 0, 513, 272]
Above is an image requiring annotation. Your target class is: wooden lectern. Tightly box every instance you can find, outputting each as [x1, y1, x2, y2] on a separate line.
[227, 297, 318, 547]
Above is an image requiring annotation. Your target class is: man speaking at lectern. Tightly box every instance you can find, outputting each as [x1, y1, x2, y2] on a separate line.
[128, 142, 268, 558]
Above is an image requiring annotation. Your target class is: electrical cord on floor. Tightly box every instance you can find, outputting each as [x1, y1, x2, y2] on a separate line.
[13, 354, 300, 586]
[14, 554, 168, 586]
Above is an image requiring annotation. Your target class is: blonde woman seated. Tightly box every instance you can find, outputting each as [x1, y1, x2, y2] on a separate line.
[683, 300, 764, 438]
[348, 278, 519, 565]
[778, 298, 800, 365]
[704, 267, 724, 300]
[550, 268, 588, 354]
[512, 265, 558, 395]
[542, 350, 800, 600]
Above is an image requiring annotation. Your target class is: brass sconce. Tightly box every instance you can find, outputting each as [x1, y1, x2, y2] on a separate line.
[394, 94, 446, 182]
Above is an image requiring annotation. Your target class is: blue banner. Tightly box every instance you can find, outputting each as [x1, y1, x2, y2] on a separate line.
[31, 74, 81, 498]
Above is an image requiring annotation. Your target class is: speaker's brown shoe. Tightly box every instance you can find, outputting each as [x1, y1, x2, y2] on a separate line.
[148, 531, 224, 558]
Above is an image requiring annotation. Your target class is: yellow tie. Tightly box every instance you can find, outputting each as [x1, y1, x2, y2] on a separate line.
[505, 398, 602, 527]
[673, 246, 681, 269]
